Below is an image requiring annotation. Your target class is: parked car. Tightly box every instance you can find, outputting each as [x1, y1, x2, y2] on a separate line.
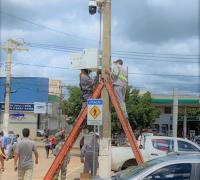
[112, 153, 200, 180]
[111, 136, 200, 171]
[37, 129, 45, 137]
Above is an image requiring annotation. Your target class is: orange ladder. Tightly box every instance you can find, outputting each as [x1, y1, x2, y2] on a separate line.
[43, 81, 144, 180]
[43, 81, 104, 180]
[105, 82, 144, 164]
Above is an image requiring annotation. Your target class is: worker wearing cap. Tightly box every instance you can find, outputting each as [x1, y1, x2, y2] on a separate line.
[80, 69, 94, 109]
[107, 59, 128, 118]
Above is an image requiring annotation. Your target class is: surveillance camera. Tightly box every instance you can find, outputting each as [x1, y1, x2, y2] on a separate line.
[88, 0, 97, 15]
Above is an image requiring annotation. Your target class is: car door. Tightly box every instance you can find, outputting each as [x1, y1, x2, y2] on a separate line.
[147, 138, 174, 160]
[142, 163, 195, 180]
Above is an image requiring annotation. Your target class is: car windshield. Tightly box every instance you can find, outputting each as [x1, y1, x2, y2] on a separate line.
[112, 159, 163, 180]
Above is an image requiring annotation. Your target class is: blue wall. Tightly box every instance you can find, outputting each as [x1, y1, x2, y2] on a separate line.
[0, 77, 49, 103]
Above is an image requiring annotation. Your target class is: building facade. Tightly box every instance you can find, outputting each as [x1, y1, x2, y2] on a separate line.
[0, 77, 49, 138]
[151, 95, 200, 138]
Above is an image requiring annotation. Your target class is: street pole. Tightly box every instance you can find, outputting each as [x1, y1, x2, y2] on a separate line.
[99, 0, 111, 178]
[3, 39, 12, 134]
[183, 106, 187, 138]
[172, 88, 178, 137]
[58, 85, 63, 129]
[0, 39, 28, 134]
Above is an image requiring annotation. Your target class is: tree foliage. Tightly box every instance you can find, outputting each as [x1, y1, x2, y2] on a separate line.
[112, 86, 160, 132]
[62, 85, 160, 132]
[61, 86, 82, 123]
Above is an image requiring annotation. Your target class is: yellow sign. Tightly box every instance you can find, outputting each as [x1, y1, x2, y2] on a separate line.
[89, 106, 101, 119]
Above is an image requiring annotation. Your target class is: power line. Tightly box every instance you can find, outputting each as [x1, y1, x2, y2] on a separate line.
[24, 43, 199, 64]
[14, 62, 73, 70]
[0, 11, 98, 43]
[0, 11, 199, 58]
[1, 41, 199, 64]
[27, 42, 199, 59]
[129, 72, 199, 78]
[113, 50, 199, 57]
[12, 62, 200, 78]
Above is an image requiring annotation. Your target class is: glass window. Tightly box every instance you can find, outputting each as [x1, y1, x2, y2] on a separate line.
[164, 107, 172, 114]
[152, 139, 174, 152]
[143, 163, 192, 180]
[178, 140, 200, 152]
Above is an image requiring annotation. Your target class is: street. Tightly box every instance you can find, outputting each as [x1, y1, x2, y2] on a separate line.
[0, 147, 83, 180]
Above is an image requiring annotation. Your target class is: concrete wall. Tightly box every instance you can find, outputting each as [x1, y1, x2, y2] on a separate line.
[0, 111, 37, 138]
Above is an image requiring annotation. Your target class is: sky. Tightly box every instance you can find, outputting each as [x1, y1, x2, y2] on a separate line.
[0, 0, 199, 96]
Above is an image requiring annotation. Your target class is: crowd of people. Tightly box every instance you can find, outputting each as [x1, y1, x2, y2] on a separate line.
[0, 128, 38, 180]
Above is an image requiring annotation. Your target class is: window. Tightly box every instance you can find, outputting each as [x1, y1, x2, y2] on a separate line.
[143, 163, 192, 180]
[152, 139, 174, 152]
[161, 124, 168, 135]
[164, 107, 172, 114]
[151, 124, 159, 133]
[178, 140, 200, 152]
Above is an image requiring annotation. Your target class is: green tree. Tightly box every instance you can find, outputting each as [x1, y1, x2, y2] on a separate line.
[61, 86, 82, 123]
[112, 86, 160, 132]
[62, 85, 160, 132]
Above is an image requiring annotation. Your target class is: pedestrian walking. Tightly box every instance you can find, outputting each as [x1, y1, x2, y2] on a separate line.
[14, 128, 38, 180]
[0, 131, 7, 154]
[50, 135, 57, 150]
[81, 134, 99, 176]
[53, 134, 70, 180]
[106, 59, 128, 118]
[43, 135, 51, 158]
[0, 131, 6, 172]
[0, 139, 5, 172]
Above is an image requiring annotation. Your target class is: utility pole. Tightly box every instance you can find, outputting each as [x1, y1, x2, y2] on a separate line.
[99, 0, 112, 178]
[0, 39, 28, 134]
[183, 106, 187, 138]
[58, 85, 63, 129]
[172, 88, 178, 137]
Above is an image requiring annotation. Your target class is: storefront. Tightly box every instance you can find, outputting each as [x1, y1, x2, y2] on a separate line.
[0, 77, 49, 138]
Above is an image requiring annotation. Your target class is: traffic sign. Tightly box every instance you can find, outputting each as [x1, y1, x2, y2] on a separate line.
[87, 99, 103, 126]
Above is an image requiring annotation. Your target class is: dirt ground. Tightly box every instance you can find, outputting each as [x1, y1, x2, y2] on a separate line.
[0, 147, 83, 180]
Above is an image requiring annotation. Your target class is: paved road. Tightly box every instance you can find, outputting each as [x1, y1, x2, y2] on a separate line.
[0, 147, 83, 180]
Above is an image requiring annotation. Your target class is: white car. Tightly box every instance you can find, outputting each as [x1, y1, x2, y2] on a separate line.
[111, 136, 200, 171]
[112, 153, 200, 180]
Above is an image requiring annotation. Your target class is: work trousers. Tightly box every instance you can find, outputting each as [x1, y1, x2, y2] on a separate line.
[18, 168, 33, 180]
[84, 158, 99, 176]
[113, 85, 128, 118]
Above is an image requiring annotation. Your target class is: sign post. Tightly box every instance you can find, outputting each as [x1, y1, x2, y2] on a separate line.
[87, 99, 103, 177]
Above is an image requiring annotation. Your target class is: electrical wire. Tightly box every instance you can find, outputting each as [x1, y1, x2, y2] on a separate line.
[0, 11, 98, 43]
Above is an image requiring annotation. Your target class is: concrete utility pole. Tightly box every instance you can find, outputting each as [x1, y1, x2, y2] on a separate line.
[172, 88, 178, 137]
[0, 39, 28, 134]
[99, 0, 112, 178]
[183, 106, 187, 138]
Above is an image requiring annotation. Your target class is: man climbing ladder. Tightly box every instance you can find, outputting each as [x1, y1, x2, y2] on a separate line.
[106, 59, 128, 118]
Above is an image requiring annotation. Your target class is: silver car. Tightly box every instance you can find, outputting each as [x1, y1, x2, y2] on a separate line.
[112, 153, 200, 180]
